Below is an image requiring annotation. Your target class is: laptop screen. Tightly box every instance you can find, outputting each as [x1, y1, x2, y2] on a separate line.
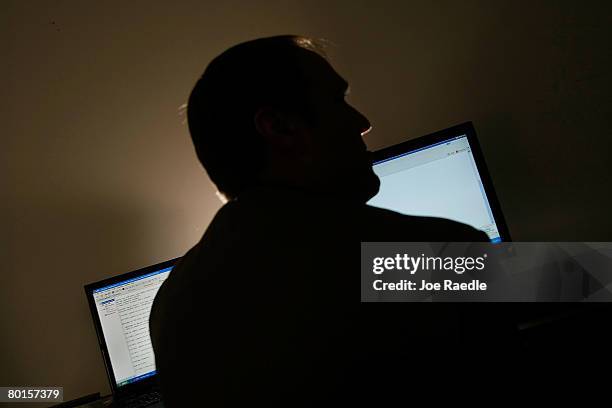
[368, 132, 503, 242]
[91, 265, 172, 387]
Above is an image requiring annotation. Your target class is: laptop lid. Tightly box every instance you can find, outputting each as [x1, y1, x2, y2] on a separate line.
[84, 258, 179, 397]
[368, 121, 511, 242]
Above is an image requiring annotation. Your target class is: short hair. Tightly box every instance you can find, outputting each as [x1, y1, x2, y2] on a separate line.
[187, 35, 329, 200]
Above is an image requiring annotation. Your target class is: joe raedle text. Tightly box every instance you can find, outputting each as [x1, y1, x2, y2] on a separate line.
[371, 253, 489, 293]
[373, 279, 487, 292]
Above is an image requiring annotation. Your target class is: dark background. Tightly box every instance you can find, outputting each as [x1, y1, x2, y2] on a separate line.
[2, 0, 611, 403]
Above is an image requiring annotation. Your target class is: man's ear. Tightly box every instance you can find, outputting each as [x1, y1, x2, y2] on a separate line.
[253, 107, 299, 151]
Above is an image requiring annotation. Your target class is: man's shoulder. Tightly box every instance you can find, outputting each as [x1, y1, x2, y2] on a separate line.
[206, 193, 489, 242]
[359, 204, 490, 242]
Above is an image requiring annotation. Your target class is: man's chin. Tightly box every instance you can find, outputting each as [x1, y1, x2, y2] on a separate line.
[344, 170, 380, 204]
[360, 171, 381, 203]
[316, 167, 380, 203]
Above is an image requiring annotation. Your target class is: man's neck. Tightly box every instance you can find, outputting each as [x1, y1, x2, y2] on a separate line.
[237, 179, 367, 205]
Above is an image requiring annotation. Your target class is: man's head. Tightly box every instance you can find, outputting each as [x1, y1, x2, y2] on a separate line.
[187, 35, 380, 203]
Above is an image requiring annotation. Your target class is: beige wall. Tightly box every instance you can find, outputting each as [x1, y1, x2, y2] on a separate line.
[2, 0, 611, 404]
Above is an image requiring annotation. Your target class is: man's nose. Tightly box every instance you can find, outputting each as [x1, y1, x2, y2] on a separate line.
[361, 124, 372, 137]
[353, 107, 372, 137]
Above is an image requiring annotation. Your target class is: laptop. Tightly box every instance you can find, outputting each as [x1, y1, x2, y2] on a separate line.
[84, 258, 179, 407]
[368, 121, 511, 242]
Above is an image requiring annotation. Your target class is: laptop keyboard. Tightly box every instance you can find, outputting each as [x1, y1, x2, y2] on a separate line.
[119, 391, 162, 408]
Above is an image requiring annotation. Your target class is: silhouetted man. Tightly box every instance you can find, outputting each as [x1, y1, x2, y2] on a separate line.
[150, 35, 505, 407]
